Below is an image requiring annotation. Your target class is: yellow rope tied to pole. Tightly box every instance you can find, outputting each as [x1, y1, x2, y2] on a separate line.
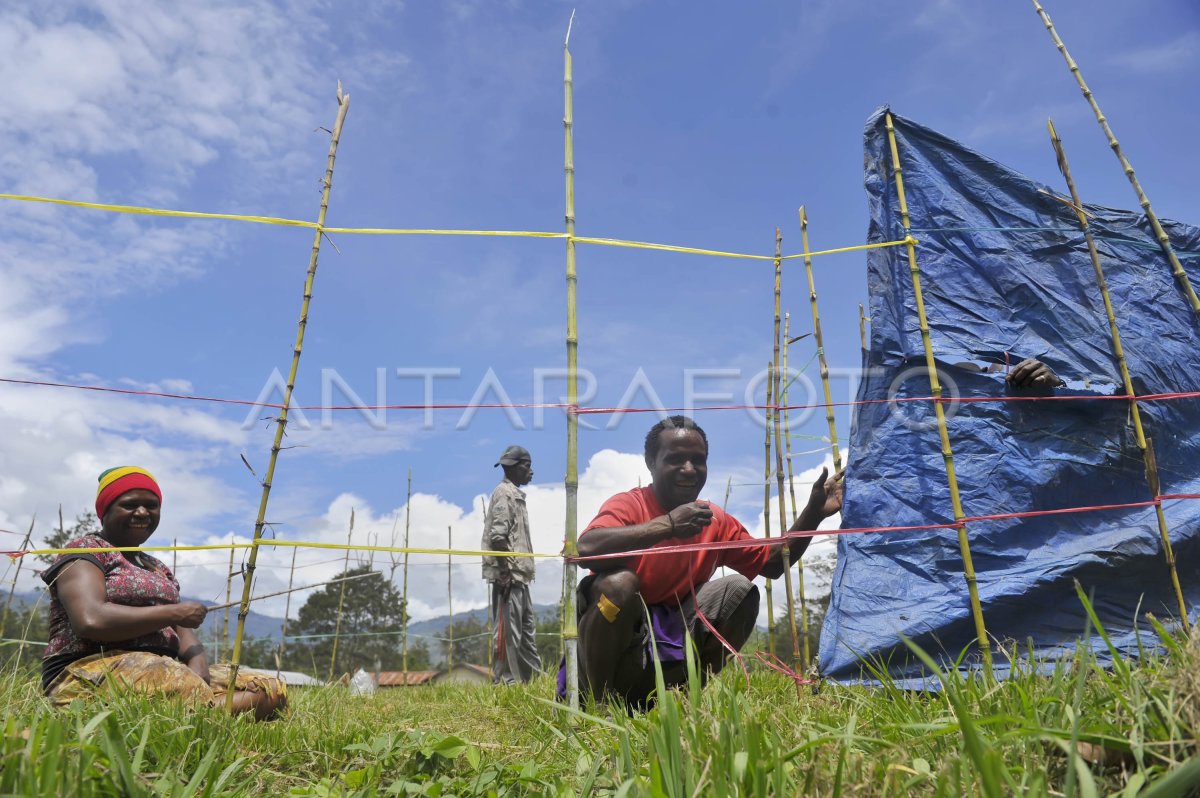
[0, 192, 912, 263]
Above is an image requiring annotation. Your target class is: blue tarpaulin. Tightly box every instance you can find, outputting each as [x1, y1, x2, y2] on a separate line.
[818, 109, 1200, 686]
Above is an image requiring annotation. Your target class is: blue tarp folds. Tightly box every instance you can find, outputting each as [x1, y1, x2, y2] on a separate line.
[818, 110, 1200, 686]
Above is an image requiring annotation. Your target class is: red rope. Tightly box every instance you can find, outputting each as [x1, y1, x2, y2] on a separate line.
[754, 650, 818, 686]
[569, 494, 1197, 564]
[691, 599, 751, 688]
[2, 376, 1198, 415]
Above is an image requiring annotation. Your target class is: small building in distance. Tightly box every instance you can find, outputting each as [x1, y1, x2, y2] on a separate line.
[273, 670, 324, 687]
[432, 663, 491, 685]
[375, 670, 439, 687]
[363, 665, 491, 687]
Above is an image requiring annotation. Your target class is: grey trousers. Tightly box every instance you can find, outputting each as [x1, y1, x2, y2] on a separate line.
[577, 573, 760, 706]
[491, 581, 542, 684]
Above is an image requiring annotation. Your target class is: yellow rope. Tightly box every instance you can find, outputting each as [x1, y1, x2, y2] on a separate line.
[15, 541, 555, 558]
[0, 192, 914, 261]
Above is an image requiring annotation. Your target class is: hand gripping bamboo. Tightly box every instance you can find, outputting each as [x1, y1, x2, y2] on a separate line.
[884, 113, 992, 677]
[1032, 0, 1200, 315]
[226, 86, 349, 709]
[1047, 118, 1190, 632]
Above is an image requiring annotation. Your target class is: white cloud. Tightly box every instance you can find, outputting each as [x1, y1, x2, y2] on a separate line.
[1112, 31, 1199, 74]
[0, 0, 390, 596]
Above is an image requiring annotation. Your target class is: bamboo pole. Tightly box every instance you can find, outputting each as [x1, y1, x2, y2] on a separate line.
[762, 359, 776, 658]
[401, 470, 412, 672]
[781, 315, 811, 666]
[1031, 0, 1200, 314]
[276, 546, 298, 680]
[562, 10, 581, 711]
[801, 207, 843, 473]
[447, 525, 454, 669]
[227, 86, 349, 708]
[1047, 118, 1190, 630]
[885, 112, 992, 675]
[771, 228, 802, 674]
[172, 536, 177, 574]
[1, 516, 35, 638]
[858, 304, 868, 351]
[781, 319, 799, 520]
[482, 494, 494, 670]
[328, 509, 355, 681]
[220, 541, 235, 661]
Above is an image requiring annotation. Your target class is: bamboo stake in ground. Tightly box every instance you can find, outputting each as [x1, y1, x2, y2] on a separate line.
[762, 359, 777, 658]
[782, 317, 799, 520]
[1031, 0, 1200, 314]
[401, 468, 412, 672]
[328, 509, 355, 681]
[885, 112, 992, 676]
[276, 546, 298, 680]
[1047, 118, 1190, 631]
[220, 541, 235, 661]
[771, 227, 802, 676]
[482, 495, 494, 670]
[781, 314, 811, 666]
[447, 525, 454, 670]
[227, 85, 349, 708]
[801, 207, 843, 474]
[562, 10, 581, 711]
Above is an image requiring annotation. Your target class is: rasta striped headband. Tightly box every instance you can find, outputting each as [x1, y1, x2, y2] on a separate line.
[96, 466, 162, 519]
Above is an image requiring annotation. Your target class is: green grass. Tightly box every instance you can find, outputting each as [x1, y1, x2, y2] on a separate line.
[4, 603, 1200, 796]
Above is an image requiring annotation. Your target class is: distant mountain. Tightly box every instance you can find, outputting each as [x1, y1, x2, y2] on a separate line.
[5, 589, 560, 651]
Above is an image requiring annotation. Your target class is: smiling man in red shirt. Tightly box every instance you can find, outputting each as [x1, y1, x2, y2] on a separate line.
[572, 415, 843, 706]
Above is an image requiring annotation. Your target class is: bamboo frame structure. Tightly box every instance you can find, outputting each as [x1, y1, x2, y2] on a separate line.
[781, 314, 810, 666]
[276, 546, 298, 680]
[401, 469, 412, 671]
[771, 228, 802, 674]
[801, 206, 843, 473]
[562, 11, 581, 711]
[447, 525, 454, 669]
[328, 509, 355, 681]
[1031, 0, 1200, 314]
[762, 359, 776, 657]
[885, 112, 993, 676]
[1047, 119, 1190, 631]
[226, 86, 349, 708]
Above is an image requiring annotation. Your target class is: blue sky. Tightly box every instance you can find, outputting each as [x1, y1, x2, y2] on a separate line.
[1, 0, 1198, 623]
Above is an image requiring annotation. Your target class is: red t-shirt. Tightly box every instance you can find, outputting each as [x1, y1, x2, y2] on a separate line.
[581, 486, 773, 605]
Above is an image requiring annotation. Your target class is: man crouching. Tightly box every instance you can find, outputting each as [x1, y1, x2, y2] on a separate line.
[570, 415, 843, 707]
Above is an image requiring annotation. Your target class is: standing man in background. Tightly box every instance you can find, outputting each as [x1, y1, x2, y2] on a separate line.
[482, 445, 542, 684]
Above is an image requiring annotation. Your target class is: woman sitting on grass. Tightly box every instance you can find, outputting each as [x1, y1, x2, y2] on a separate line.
[41, 466, 287, 720]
